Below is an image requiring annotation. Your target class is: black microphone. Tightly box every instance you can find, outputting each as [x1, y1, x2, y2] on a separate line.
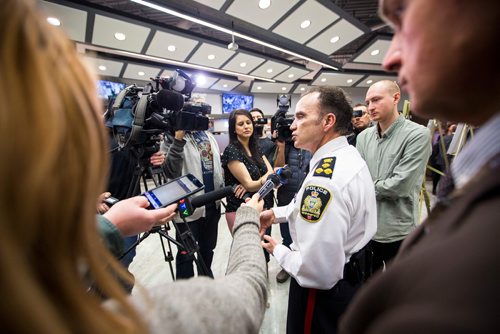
[156, 89, 184, 111]
[244, 166, 292, 200]
[190, 186, 235, 209]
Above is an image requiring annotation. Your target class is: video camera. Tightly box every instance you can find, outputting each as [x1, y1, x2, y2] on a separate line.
[105, 69, 210, 154]
[271, 94, 294, 142]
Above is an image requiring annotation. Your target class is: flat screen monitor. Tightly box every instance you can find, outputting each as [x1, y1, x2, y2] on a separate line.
[222, 93, 254, 114]
[97, 80, 126, 99]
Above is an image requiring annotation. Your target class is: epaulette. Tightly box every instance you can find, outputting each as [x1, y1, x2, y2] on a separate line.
[312, 157, 336, 179]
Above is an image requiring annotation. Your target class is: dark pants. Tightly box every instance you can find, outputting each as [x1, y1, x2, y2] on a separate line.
[175, 205, 221, 279]
[369, 239, 403, 273]
[286, 277, 361, 334]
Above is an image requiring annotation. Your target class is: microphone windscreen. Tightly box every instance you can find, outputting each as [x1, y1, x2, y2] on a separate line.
[190, 186, 234, 208]
[157, 89, 184, 111]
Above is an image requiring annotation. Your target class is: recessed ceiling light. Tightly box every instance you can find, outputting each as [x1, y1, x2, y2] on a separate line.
[370, 49, 380, 56]
[288, 74, 294, 78]
[266, 68, 273, 73]
[114, 32, 126, 41]
[138, 71, 145, 76]
[330, 36, 340, 44]
[281, 87, 287, 91]
[196, 75, 206, 85]
[240, 62, 247, 68]
[347, 79, 353, 83]
[300, 87, 305, 91]
[223, 84, 228, 88]
[257, 86, 262, 90]
[258, 0, 271, 9]
[47, 17, 61, 26]
[300, 20, 311, 29]
[207, 54, 216, 60]
[321, 78, 327, 82]
[366, 79, 373, 84]
[167, 45, 176, 52]
[98, 65, 107, 71]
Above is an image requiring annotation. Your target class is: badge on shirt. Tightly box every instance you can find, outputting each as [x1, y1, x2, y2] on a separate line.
[300, 185, 331, 223]
[313, 157, 336, 179]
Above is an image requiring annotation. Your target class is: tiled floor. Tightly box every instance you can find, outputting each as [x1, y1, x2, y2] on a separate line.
[129, 182, 436, 333]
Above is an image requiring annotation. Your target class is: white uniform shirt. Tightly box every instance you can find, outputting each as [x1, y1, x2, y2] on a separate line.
[272, 136, 377, 289]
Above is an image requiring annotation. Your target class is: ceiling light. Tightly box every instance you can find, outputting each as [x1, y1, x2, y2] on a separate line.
[138, 71, 145, 76]
[300, 87, 305, 91]
[321, 78, 327, 82]
[347, 79, 353, 83]
[98, 65, 107, 71]
[167, 45, 176, 52]
[281, 87, 287, 91]
[366, 79, 373, 84]
[223, 84, 228, 88]
[330, 36, 340, 44]
[207, 54, 216, 60]
[258, 0, 271, 9]
[240, 62, 247, 68]
[370, 49, 380, 56]
[129, 0, 339, 70]
[300, 20, 311, 29]
[196, 75, 206, 85]
[257, 86, 262, 90]
[266, 68, 273, 73]
[47, 17, 61, 26]
[114, 32, 126, 41]
[288, 74, 294, 78]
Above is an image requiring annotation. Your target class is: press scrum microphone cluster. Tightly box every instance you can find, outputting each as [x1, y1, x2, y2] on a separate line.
[243, 166, 292, 201]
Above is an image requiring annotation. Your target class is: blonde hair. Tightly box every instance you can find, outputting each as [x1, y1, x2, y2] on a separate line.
[0, 0, 146, 332]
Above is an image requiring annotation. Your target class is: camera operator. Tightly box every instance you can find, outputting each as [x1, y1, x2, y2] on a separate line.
[347, 104, 371, 146]
[250, 108, 276, 166]
[160, 98, 225, 279]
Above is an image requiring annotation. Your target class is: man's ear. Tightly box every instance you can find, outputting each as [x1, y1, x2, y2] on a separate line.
[393, 91, 401, 105]
[323, 113, 336, 132]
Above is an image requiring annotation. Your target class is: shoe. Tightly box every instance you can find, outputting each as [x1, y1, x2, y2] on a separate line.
[276, 269, 290, 283]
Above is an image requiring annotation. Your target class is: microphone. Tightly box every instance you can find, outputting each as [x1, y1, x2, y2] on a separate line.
[189, 186, 235, 209]
[244, 166, 292, 200]
[156, 89, 184, 111]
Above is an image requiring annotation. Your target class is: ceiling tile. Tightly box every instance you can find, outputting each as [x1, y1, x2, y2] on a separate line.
[293, 84, 309, 94]
[221, 52, 266, 74]
[187, 43, 236, 68]
[272, 0, 339, 44]
[147, 30, 200, 62]
[225, 0, 300, 30]
[307, 19, 364, 55]
[210, 79, 242, 91]
[353, 39, 391, 64]
[311, 72, 365, 87]
[122, 63, 161, 81]
[84, 57, 124, 77]
[273, 67, 310, 83]
[355, 75, 398, 88]
[192, 0, 227, 10]
[250, 82, 294, 94]
[40, 1, 87, 42]
[92, 15, 151, 53]
[250, 60, 290, 79]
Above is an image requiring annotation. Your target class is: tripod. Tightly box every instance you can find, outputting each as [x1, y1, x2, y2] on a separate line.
[118, 145, 212, 280]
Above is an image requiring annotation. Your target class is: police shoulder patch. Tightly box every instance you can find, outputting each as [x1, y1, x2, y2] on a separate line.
[300, 185, 332, 223]
[313, 157, 336, 179]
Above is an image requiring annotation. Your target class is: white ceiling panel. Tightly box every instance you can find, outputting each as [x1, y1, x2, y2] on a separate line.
[92, 15, 151, 53]
[251, 83, 294, 94]
[188, 43, 236, 68]
[122, 63, 161, 81]
[210, 79, 242, 91]
[40, 1, 87, 42]
[272, 0, 339, 44]
[353, 39, 392, 64]
[250, 60, 290, 79]
[84, 57, 124, 77]
[273, 67, 310, 83]
[307, 19, 364, 55]
[193, 75, 219, 90]
[355, 75, 398, 88]
[193, 0, 227, 10]
[147, 30, 200, 61]
[311, 72, 365, 87]
[293, 84, 309, 94]
[225, 0, 300, 30]
[221, 52, 266, 74]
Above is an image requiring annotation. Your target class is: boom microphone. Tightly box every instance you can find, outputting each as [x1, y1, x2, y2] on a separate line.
[156, 89, 184, 111]
[190, 186, 235, 209]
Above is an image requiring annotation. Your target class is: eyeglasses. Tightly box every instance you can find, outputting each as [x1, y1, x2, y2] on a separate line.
[352, 110, 367, 118]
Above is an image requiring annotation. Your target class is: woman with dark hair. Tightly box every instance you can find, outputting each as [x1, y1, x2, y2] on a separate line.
[223, 109, 274, 232]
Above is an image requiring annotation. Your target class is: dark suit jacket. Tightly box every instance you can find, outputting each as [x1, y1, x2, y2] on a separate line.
[339, 154, 500, 333]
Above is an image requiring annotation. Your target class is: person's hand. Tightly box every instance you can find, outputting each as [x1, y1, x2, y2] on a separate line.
[259, 209, 275, 237]
[174, 130, 185, 140]
[261, 235, 278, 254]
[242, 193, 264, 212]
[233, 184, 248, 199]
[103, 196, 177, 237]
[150, 151, 166, 166]
[97, 192, 111, 214]
[271, 130, 278, 139]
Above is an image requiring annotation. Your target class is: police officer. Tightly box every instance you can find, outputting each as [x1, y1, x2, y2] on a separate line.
[260, 86, 377, 334]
